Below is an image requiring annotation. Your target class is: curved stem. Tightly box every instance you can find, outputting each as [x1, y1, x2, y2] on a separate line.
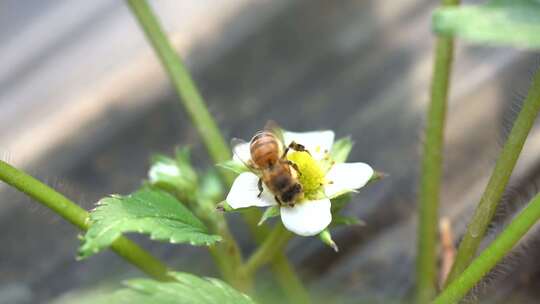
[242, 224, 292, 277]
[445, 67, 540, 285]
[126, 0, 231, 166]
[416, 1, 459, 302]
[0, 160, 171, 281]
[435, 193, 540, 304]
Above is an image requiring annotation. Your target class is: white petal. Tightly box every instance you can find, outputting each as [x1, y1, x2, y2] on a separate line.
[283, 130, 335, 160]
[232, 142, 252, 164]
[226, 172, 277, 208]
[324, 162, 373, 198]
[280, 198, 331, 236]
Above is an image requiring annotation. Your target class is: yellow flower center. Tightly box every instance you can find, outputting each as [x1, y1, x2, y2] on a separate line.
[287, 151, 326, 200]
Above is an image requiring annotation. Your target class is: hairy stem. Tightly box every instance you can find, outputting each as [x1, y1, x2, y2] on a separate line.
[0, 160, 171, 281]
[435, 193, 540, 303]
[242, 224, 293, 277]
[416, 0, 459, 302]
[245, 211, 311, 304]
[445, 67, 540, 285]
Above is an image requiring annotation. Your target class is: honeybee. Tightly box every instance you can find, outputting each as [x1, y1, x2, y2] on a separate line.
[233, 122, 309, 207]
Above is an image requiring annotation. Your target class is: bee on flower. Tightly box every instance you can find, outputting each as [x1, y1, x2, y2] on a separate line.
[224, 122, 376, 237]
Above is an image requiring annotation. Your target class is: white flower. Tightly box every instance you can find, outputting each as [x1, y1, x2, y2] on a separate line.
[225, 130, 373, 236]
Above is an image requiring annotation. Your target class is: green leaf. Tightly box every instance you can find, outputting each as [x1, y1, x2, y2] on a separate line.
[433, 0, 540, 49]
[258, 206, 280, 226]
[216, 160, 249, 174]
[106, 272, 256, 304]
[79, 188, 221, 259]
[330, 137, 353, 163]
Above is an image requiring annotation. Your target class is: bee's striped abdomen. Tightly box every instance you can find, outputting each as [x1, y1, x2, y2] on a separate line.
[250, 131, 281, 167]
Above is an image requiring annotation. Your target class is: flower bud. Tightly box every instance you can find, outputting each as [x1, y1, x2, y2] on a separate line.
[148, 148, 198, 202]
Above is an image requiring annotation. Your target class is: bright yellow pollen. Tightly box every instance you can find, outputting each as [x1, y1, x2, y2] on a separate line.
[287, 151, 325, 199]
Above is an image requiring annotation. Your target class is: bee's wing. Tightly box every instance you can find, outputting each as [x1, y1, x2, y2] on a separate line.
[231, 138, 257, 171]
[263, 120, 281, 131]
[264, 120, 285, 149]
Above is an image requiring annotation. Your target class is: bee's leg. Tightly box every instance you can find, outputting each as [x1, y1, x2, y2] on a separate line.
[290, 141, 310, 154]
[282, 141, 311, 158]
[274, 195, 282, 206]
[286, 160, 302, 176]
[257, 178, 263, 198]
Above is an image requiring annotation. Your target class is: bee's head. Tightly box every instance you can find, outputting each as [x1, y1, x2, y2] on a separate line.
[281, 183, 304, 203]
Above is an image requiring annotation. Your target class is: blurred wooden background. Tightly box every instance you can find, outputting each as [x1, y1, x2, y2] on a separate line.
[1, 0, 539, 303]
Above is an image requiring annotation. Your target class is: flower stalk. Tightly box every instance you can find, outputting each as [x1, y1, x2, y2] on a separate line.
[242, 223, 293, 277]
[434, 193, 540, 304]
[269, 256, 311, 304]
[416, 1, 459, 302]
[0, 160, 171, 281]
[242, 209, 311, 304]
[445, 66, 540, 285]
[199, 198, 250, 290]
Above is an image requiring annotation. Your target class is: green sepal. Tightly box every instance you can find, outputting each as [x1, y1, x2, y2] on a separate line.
[216, 200, 234, 212]
[330, 193, 353, 214]
[216, 160, 250, 174]
[216, 201, 260, 215]
[330, 137, 353, 163]
[258, 206, 280, 226]
[319, 229, 339, 252]
[331, 215, 366, 227]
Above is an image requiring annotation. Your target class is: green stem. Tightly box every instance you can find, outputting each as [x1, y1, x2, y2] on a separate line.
[445, 67, 540, 286]
[416, 0, 459, 302]
[110, 238, 172, 281]
[242, 224, 293, 277]
[0, 160, 171, 281]
[125, 1, 309, 299]
[434, 193, 540, 304]
[245, 210, 311, 304]
[126, 0, 231, 166]
[270, 256, 311, 304]
[206, 205, 250, 290]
